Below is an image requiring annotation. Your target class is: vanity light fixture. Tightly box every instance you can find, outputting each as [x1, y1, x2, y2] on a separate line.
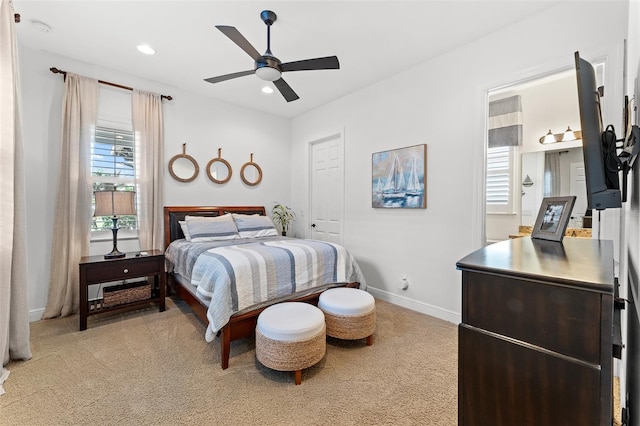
[539, 126, 581, 144]
[562, 126, 577, 142]
[540, 129, 557, 144]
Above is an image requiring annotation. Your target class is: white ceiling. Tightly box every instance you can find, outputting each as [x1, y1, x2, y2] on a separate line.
[13, 1, 556, 118]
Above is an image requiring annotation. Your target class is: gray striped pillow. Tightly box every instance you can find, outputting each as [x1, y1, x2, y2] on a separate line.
[232, 214, 279, 238]
[185, 214, 239, 242]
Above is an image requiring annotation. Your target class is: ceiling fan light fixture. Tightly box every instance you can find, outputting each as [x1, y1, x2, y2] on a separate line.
[255, 66, 281, 82]
[261, 86, 274, 94]
[136, 44, 156, 55]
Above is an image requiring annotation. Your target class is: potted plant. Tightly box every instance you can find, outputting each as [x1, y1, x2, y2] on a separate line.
[271, 203, 295, 236]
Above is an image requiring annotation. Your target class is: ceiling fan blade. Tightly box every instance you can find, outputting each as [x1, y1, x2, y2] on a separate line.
[215, 25, 261, 61]
[204, 70, 255, 84]
[273, 78, 300, 102]
[280, 56, 340, 72]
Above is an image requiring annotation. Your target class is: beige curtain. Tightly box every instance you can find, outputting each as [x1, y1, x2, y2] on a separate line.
[132, 90, 164, 250]
[0, 0, 32, 395]
[42, 74, 98, 319]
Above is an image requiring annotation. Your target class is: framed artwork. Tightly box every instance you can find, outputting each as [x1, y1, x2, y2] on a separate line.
[372, 144, 426, 209]
[531, 196, 576, 242]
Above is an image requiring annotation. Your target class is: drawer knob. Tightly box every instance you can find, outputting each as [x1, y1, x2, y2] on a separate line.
[123, 268, 129, 274]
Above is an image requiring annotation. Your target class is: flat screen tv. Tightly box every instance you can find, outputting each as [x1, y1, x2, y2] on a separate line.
[574, 51, 622, 210]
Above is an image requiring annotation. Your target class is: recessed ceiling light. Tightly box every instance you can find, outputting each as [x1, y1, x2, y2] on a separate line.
[137, 44, 155, 55]
[30, 19, 52, 33]
[261, 86, 274, 94]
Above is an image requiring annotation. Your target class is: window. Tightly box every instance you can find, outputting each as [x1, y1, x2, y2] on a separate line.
[91, 126, 137, 233]
[486, 146, 516, 214]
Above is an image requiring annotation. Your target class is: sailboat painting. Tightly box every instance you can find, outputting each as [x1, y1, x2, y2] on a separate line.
[372, 144, 426, 208]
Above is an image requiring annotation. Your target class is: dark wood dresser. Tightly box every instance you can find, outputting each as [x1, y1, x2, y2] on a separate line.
[456, 237, 615, 426]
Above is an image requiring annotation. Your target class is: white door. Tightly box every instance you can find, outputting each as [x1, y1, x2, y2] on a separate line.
[310, 133, 344, 244]
[570, 162, 587, 228]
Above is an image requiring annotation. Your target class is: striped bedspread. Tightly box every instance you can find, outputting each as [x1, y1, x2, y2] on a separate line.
[166, 237, 366, 342]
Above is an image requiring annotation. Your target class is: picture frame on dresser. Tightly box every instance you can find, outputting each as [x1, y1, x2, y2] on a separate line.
[531, 196, 576, 242]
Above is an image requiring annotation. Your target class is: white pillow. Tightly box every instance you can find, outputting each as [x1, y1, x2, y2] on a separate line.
[232, 213, 279, 238]
[178, 220, 191, 241]
[185, 214, 239, 242]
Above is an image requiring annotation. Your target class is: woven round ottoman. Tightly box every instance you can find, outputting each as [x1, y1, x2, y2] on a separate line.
[255, 302, 326, 385]
[318, 287, 376, 345]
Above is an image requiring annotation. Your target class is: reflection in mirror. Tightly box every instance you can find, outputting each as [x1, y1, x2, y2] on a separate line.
[168, 144, 199, 183]
[206, 148, 232, 184]
[484, 65, 601, 243]
[521, 147, 588, 229]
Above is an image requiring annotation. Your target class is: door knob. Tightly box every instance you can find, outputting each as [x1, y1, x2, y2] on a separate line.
[311, 223, 316, 228]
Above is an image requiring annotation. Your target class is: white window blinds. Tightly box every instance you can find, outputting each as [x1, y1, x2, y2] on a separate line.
[91, 126, 137, 231]
[486, 146, 515, 214]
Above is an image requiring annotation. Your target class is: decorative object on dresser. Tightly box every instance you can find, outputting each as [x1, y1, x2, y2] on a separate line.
[168, 143, 199, 183]
[456, 237, 620, 426]
[79, 249, 166, 331]
[206, 148, 232, 184]
[530, 196, 576, 242]
[240, 153, 263, 186]
[93, 190, 137, 258]
[163, 205, 364, 369]
[372, 144, 426, 209]
[271, 203, 295, 236]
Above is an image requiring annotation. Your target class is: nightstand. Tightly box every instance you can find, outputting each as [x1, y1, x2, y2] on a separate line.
[79, 249, 166, 331]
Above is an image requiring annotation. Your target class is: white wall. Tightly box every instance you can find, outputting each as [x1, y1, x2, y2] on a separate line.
[290, 1, 628, 323]
[19, 47, 291, 320]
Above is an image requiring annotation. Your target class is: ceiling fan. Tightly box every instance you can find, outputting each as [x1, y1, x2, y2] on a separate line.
[204, 10, 340, 102]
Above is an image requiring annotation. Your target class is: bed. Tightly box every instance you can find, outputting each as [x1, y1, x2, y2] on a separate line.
[163, 205, 365, 369]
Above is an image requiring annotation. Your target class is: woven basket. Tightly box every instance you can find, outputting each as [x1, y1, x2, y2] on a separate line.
[255, 325, 326, 372]
[323, 307, 376, 340]
[103, 281, 151, 307]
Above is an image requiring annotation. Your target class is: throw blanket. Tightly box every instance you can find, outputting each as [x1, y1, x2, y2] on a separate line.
[167, 237, 366, 342]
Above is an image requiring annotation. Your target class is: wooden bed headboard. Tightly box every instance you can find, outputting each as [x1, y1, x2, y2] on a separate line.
[163, 206, 267, 248]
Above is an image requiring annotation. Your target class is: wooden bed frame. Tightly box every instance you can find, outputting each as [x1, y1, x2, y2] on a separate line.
[163, 206, 357, 369]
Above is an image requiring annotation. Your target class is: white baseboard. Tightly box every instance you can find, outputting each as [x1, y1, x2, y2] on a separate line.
[29, 309, 44, 323]
[367, 287, 461, 325]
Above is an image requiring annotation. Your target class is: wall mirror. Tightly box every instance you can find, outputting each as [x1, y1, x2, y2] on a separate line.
[240, 153, 263, 186]
[168, 143, 199, 183]
[206, 148, 232, 184]
[484, 64, 602, 243]
[521, 147, 588, 229]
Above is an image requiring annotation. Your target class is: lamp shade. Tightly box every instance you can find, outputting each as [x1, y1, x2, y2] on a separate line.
[94, 190, 136, 217]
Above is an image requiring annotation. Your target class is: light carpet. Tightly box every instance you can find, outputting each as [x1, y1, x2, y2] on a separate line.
[0, 298, 458, 425]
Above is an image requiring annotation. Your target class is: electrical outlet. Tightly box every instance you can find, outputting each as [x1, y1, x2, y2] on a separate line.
[399, 275, 409, 290]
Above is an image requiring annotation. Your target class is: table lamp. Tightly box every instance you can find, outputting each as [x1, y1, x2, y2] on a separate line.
[94, 190, 136, 259]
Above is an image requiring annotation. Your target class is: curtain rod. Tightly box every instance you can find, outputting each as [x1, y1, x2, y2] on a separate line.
[49, 67, 173, 101]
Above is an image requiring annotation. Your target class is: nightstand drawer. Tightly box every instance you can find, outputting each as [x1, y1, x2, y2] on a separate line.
[83, 256, 163, 284]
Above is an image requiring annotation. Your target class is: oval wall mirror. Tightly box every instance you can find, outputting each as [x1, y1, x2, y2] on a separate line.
[168, 143, 199, 182]
[240, 153, 263, 186]
[206, 148, 232, 184]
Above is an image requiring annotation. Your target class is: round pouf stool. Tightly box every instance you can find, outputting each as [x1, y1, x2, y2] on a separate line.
[255, 302, 326, 385]
[318, 287, 376, 345]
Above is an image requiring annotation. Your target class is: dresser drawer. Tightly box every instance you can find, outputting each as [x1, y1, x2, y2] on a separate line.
[463, 271, 602, 364]
[83, 256, 163, 284]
